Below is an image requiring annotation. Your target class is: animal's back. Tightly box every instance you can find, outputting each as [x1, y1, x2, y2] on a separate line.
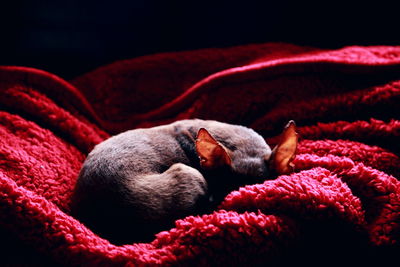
[70, 121, 199, 243]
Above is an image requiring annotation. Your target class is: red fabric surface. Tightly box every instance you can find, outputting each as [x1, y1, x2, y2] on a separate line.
[0, 43, 399, 266]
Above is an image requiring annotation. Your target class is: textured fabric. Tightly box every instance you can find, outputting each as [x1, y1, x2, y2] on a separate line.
[0, 43, 399, 266]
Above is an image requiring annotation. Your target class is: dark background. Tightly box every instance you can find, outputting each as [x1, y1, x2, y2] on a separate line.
[1, 0, 399, 79]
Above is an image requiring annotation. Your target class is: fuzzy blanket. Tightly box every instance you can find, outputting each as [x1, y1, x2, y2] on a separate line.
[0, 43, 399, 266]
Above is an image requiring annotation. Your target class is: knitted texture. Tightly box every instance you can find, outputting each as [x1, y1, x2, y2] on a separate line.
[0, 43, 399, 266]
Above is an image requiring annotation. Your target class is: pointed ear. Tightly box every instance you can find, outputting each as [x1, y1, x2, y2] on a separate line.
[270, 120, 298, 175]
[195, 128, 232, 170]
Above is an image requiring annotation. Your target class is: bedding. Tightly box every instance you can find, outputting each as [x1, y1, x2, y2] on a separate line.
[0, 43, 399, 266]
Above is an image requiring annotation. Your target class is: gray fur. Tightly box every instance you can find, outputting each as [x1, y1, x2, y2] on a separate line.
[71, 119, 272, 243]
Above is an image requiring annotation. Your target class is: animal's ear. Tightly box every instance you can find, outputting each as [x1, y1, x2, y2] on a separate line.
[270, 120, 298, 175]
[196, 128, 232, 169]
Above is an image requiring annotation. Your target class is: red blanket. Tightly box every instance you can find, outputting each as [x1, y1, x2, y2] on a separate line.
[0, 43, 399, 266]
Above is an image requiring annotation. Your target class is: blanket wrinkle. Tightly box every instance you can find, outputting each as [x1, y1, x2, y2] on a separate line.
[252, 80, 400, 134]
[0, 43, 399, 266]
[0, 66, 108, 153]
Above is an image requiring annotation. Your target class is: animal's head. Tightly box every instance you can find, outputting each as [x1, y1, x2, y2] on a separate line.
[195, 121, 298, 185]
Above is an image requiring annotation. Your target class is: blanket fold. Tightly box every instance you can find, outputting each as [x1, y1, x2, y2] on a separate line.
[0, 43, 399, 266]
